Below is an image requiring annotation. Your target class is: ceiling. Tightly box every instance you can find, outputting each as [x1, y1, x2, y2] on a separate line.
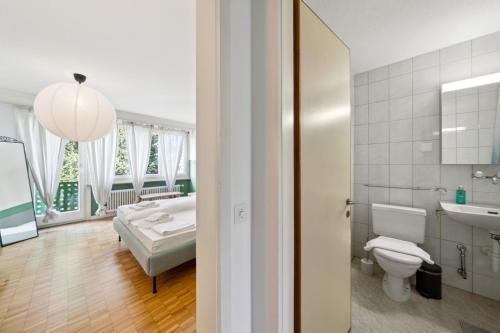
[308, 0, 500, 73]
[0, 0, 196, 124]
[2, 1, 500, 121]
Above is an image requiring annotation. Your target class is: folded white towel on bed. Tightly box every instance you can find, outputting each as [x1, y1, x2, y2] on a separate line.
[364, 236, 434, 264]
[152, 220, 195, 236]
[129, 201, 159, 211]
[144, 212, 170, 222]
[131, 216, 174, 229]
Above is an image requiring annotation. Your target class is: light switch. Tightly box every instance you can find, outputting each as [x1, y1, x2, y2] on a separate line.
[234, 203, 249, 224]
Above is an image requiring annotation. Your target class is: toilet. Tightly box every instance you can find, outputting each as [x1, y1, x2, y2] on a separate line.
[366, 203, 430, 302]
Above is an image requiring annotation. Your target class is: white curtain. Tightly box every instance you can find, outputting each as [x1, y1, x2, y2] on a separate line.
[15, 108, 66, 223]
[123, 123, 152, 198]
[159, 131, 184, 192]
[492, 86, 500, 163]
[82, 126, 118, 216]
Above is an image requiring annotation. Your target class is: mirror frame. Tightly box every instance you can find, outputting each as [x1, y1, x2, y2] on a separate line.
[0, 136, 39, 247]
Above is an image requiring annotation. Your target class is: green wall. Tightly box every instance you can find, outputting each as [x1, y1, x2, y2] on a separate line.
[90, 179, 193, 216]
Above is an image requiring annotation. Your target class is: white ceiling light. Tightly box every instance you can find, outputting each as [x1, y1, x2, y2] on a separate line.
[34, 73, 116, 142]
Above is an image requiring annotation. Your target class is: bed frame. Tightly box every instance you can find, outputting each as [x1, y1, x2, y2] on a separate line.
[113, 217, 196, 293]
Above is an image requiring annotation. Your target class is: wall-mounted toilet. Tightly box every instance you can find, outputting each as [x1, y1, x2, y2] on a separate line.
[364, 204, 432, 302]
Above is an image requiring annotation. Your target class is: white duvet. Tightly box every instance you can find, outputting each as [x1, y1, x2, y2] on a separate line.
[117, 196, 196, 224]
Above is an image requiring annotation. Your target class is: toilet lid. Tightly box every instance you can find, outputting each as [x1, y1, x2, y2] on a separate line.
[374, 247, 423, 265]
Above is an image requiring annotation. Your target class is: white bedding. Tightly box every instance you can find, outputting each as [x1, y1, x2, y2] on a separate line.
[117, 196, 196, 224]
[119, 208, 196, 253]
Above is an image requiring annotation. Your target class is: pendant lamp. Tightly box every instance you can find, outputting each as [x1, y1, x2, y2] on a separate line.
[34, 73, 116, 142]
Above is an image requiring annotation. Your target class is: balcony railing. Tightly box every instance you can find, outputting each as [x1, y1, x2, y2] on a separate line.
[35, 181, 79, 215]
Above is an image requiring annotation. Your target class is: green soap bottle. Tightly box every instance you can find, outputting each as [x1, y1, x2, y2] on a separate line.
[456, 185, 466, 204]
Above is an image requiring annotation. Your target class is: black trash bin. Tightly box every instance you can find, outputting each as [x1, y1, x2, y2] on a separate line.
[416, 262, 442, 299]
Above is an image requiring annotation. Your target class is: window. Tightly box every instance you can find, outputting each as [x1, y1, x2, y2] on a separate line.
[146, 134, 159, 175]
[115, 128, 129, 176]
[114, 129, 189, 179]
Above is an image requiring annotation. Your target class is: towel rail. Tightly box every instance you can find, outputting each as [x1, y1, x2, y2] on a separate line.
[358, 184, 447, 192]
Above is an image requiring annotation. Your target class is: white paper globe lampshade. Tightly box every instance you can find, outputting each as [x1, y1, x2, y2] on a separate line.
[34, 79, 116, 142]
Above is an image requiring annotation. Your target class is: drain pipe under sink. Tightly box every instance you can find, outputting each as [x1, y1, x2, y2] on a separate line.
[457, 244, 467, 279]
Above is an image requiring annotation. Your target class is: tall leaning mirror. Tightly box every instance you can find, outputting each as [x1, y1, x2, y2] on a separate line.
[0, 136, 38, 246]
[441, 73, 500, 164]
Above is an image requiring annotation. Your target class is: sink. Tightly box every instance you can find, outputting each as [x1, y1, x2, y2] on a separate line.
[440, 201, 500, 233]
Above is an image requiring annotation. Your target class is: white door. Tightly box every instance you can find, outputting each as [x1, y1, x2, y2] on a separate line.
[296, 1, 352, 332]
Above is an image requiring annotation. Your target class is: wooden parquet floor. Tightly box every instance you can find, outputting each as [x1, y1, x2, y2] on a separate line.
[0, 220, 196, 333]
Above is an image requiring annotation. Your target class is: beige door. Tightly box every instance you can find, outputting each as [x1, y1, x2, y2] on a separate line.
[295, 1, 351, 332]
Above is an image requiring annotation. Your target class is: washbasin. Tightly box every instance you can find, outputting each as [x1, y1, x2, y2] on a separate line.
[440, 201, 500, 233]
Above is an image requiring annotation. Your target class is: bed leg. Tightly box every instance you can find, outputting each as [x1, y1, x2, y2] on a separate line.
[152, 276, 157, 294]
[118, 235, 121, 242]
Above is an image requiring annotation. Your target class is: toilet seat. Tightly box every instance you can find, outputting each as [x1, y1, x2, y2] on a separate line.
[374, 247, 422, 265]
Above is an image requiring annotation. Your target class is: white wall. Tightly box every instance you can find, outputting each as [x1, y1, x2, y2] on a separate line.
[352, 30, 500, 301]
[0, 102, 16, 138]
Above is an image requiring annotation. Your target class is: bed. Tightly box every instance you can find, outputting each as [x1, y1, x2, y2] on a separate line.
[113, 196, 196, 293]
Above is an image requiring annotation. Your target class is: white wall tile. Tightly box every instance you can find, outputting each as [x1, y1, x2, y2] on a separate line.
[369, 143, 389, 165]
[442, 264, 472, 291]
[456, 112, 478, 129]
[369, 66, 389, 83]
[442, 131, 457, 149]
[389, 59, 412, 77]
[369, 187, 389, 204]
[412, 190, 441, 238]
[389, 73, 412, 99]
[478, 90, 498, 110]
[473, 274, 500, 301]
[389, 188, 412, 206]
[420, 237, 441, 264]
[413, 67, 440, 94]
[413, 91, 439, 117]
[354, 72, 369, 87]
[472, 191, 500, 205]
[352, 203, 369, 223]
[353, 184, 369, 204]
[441, 215, 473, 245]
[442, 148, 457, 164]
[440, 41, 471, 64]
[479, 109, 496, 129]
[389, 165, 412, 187]
[369, 80, 389, 103]
[472, 31, 500, 56]
[413, 116, 440, 141]
[471, 50, 500, 76]
[369, 165, 389, 186]
[369, 101, 389, 123]
[354, 125, 369, 144]
[478, 128, 493, 147]
[412, 51, 439, 71]
[353, 165, 369, 184]
[389, 96, 412, 120]
[353, 222, 369, 244]
[354, 105, 369, 125]
[369, 122, 389, 144]
[473, 246, 500, 279]
[390, 142, 412, 164]
[355, 85, 368, 105]
[478, 147, 493, 164]
[440, 59, 471, 84]
[457, 129, 478, 148]
[413, 165, 440, 187]
[390, 119, 412, 142]
[473, 227, 491, 247]
[354, 144, 369, 165]
[413, 141, 440, 165]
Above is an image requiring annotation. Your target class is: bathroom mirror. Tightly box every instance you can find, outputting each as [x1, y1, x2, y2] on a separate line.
[0, 137, 38, 246]
[441, 73, 500, 164]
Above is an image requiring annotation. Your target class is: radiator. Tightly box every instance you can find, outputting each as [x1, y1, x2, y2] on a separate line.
[106, 184, 181, 213]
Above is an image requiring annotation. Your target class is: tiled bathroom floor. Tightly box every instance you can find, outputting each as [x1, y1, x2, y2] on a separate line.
[352, 258, 500, 333]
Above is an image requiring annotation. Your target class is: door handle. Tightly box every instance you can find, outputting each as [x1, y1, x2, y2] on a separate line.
[346, 199, 353, 206]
